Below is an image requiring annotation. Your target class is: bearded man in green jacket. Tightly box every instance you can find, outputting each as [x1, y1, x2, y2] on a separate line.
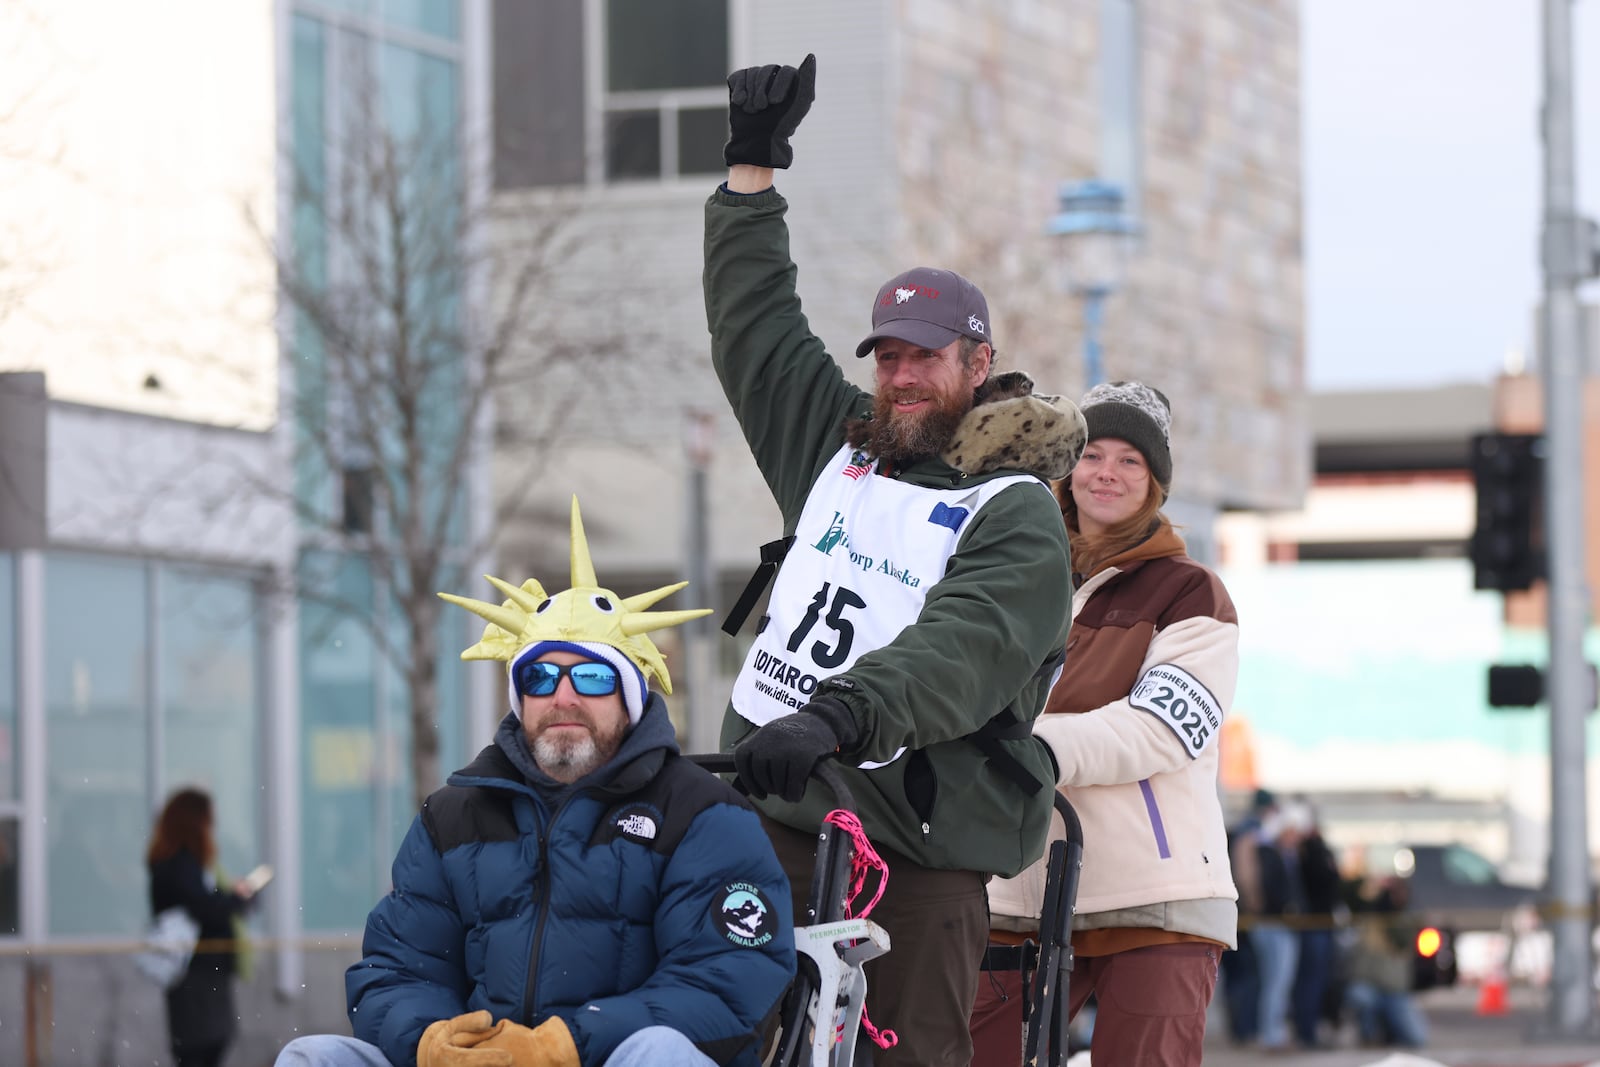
[704, 54, 1087, 1067]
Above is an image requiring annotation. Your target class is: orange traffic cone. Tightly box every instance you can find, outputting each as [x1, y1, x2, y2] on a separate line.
[1475, 968, 1509, 1016]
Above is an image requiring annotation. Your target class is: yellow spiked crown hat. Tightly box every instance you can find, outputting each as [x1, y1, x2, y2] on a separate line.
[439, 497, 712, 723]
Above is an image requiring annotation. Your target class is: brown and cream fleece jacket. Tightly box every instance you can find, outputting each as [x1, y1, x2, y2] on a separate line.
[988, 520, 1241, 947]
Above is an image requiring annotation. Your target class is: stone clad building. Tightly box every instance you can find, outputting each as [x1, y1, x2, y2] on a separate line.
[488, 0, 1306, 739]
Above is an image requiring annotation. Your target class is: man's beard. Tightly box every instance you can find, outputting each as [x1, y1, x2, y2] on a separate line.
[527, 712, 627, 782]
[854, 385, 973, 467]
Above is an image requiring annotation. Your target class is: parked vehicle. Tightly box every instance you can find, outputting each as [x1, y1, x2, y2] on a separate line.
[1362, 842, 1540, 932]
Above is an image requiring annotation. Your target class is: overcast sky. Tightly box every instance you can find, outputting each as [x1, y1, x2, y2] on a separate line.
[1303, 0, 1600, 391]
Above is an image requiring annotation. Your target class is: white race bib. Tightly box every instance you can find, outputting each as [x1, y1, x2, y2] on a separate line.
[731, 445, 1043, 768]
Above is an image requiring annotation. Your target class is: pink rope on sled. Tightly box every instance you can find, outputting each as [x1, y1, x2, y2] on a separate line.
[823, 808, 899, 1051]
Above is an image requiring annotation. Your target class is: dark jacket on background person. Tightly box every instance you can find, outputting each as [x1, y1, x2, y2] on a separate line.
[345, 695, 795, 1067]
[1300, 831, 1344, 917]
[703, 185, 1077, 876]
[149, 848, 249, 1055]
[1257, 840, 1304, 918]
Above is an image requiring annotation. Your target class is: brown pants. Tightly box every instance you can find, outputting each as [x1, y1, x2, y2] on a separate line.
[969, 941, 1219, 1067]
[761, 815, 989, 1067]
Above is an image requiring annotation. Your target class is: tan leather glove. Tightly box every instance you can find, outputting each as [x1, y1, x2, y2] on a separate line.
[476, 1016, 580, 1067]
[416, 1010, 508, 1067]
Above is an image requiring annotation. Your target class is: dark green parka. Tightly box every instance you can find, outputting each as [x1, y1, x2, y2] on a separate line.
[704, 185, 1084, 877]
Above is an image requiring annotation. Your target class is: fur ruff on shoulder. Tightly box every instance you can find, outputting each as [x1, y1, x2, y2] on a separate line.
[941, 370, 1087, 480]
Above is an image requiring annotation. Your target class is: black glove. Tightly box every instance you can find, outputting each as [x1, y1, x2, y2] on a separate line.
[723, 53, 817, 169]
[734, 695, 858, 802]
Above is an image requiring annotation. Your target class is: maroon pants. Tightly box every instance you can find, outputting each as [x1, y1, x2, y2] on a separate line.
[969, 941, 1219, 1067]
[761, 815, 989, 1067]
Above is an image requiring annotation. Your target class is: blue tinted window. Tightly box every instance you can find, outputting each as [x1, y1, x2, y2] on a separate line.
[319, 0, 459, 39]
[160, 570, 263, 882]
[299, 551, 381, 929]
[384, 596, 469, 849]
[292, 15, 334, 518]
[45, 555, 149, 937]
[383, 0, 458, 39]
[290, 3, 469, 931]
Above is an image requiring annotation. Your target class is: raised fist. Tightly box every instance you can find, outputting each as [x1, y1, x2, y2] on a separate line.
[724, 53, 816, 169]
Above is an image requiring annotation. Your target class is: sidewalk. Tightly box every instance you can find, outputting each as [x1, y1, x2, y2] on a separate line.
[1197, 985, 1600, 1067]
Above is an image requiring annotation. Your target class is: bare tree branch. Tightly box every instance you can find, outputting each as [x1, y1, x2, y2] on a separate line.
[239, 74, 662, 809]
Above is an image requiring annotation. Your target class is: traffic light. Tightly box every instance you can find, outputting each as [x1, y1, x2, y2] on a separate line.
[1469, 432, 1544, 591]
[1487, 664, 1543, 707]
[1486, 663, 1599, 710]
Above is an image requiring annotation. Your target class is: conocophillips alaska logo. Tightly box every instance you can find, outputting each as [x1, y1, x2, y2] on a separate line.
[713, 882, 777, 948]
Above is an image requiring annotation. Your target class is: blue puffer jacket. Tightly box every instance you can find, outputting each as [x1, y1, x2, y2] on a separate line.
[346, 697, 795, 1067]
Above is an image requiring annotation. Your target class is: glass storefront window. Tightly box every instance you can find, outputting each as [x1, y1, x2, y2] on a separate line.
[45, 555, 149, 937]
[160, 570, 263, 881]
[300, 551, 381, 930]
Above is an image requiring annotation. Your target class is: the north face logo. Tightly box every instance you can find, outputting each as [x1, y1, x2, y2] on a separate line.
[616, 813, 657, 839]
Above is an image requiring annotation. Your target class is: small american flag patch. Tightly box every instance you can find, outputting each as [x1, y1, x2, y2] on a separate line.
[842, 452, 872, 480]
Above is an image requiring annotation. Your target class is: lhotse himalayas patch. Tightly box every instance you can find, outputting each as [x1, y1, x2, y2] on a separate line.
[1128, 662, 1222, 759]
[713, 882, 778, 949]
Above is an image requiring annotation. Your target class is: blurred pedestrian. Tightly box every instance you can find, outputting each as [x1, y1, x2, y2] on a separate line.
[974, 381, 1241, 1067]
[146, 788, 261, 1067]
[1290, 800, 1344, 1048]
[1221, 787, 1277, 1043]
[1252, 800, 1310, 1052]
[1344, 876, 1429, 1048]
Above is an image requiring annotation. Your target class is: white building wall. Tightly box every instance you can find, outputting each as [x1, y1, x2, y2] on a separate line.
[48, 403, 294, 569]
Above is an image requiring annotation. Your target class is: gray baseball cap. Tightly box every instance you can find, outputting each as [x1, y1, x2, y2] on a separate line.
[854, 266, 993, 358]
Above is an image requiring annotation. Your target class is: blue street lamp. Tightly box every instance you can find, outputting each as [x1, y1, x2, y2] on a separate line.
[1045, 179, 1139, 387]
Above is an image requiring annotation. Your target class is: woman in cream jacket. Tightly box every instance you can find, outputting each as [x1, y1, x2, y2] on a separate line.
[970, 381, 1240, 1067]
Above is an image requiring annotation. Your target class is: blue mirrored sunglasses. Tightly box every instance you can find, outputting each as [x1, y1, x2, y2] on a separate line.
[513, 659, 621, 698]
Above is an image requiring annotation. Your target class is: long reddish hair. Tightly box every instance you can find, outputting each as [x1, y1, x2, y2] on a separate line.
[146, 788, 216, 867]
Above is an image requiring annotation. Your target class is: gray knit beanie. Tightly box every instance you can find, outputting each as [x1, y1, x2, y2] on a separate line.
[1079, 380, 1173, 493]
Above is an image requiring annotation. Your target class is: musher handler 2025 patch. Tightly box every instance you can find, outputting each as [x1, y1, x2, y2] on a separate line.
[1128, 663, 1222, 759]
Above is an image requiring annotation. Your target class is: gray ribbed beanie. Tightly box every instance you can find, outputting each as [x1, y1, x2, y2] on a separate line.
[1079, 380, 1173, 493]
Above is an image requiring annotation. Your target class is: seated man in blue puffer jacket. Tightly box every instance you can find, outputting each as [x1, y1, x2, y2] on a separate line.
[276, 498, 796, 1067]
